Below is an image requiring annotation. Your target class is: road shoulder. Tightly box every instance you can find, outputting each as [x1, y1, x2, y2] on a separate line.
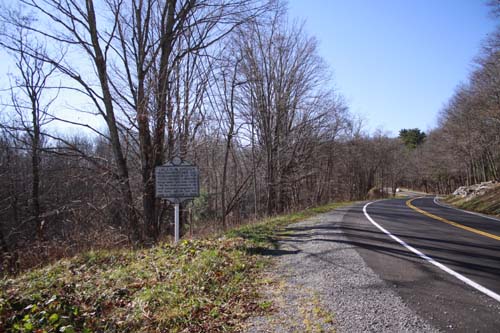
[243, 204, 437, 332]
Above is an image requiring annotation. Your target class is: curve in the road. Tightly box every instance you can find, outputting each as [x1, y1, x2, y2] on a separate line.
[363, 201, 500, 303]
[433, 196, 500, 222]
[406, 197, 500, 241]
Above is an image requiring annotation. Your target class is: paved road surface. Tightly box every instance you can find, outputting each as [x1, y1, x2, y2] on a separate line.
[342, 197, 500, 331]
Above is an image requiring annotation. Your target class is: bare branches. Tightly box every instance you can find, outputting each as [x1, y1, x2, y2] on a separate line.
[0, 0, 388, 266]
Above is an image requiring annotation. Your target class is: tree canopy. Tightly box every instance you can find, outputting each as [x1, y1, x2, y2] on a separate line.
[398, 128, 426, 149]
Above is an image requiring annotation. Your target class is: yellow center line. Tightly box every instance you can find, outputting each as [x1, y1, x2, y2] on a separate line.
[406, 198, 500, 241]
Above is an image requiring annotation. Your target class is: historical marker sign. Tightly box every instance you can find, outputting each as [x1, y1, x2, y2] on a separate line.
[155, 156, 200, 203]
[155, 156, 200, 243]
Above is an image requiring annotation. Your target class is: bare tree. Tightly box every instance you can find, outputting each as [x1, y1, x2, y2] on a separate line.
[0, 0, 142, 240]
[238, 10, 331, 213]
[1, 0, 272, 241]
[0, 23, 59, 240]
[110, 0, 272, 239]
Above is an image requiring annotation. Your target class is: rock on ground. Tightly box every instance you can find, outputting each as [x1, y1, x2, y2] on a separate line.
[452, 181, 499, 200]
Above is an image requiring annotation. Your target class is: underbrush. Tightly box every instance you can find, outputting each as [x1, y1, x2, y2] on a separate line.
[0, 201, 352, 332]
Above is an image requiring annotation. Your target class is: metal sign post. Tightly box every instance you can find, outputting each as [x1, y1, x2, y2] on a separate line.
[155, 156, 200, 244]
[174, 203, 180, 243]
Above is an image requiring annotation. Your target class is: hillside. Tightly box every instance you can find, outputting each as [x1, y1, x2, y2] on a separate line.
[0, 203, 349, 333]
[444, 182, 500, 217]
[1, 239, 261, 333]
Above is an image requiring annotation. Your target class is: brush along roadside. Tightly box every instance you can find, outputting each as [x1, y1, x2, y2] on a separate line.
[0, 202, 351, 333]
[443, 183, 500, 217]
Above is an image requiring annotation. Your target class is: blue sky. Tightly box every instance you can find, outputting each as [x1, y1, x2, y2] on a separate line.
[0, 1, 496, 137]
[288, 0, 498, 136]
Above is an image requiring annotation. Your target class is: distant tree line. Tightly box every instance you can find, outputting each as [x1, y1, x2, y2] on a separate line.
[397, 2, 500, 193]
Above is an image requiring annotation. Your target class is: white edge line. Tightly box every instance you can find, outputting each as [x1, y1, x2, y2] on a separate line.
[433, 196, 500, 223]
[363, 201, 500, 303]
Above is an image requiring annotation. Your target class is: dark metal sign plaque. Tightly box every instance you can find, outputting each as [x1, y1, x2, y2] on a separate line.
[155, 157, 200, 203]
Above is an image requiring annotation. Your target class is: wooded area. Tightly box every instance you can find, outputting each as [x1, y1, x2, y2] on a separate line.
[0, 0, 499, 274]
[398, 3, 500, 194]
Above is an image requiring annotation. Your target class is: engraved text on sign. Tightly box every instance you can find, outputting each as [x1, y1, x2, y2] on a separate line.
[155, 165, 200, 200]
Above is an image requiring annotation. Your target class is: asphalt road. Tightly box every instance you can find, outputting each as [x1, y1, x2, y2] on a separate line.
[342, 196, 500, 331]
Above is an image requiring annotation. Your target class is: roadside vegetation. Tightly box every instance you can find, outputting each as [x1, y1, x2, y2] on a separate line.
[444, 185, 500, 217]
[0, 202, 352, 333]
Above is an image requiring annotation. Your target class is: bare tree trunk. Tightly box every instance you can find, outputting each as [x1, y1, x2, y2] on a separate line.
[251, 116, 258, 217]
[221, 131, 233, 228]
[86, 0, 139, 240]
[31, 96, 42, 240]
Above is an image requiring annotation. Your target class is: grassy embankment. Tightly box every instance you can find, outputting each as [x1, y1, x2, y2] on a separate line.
[444, 185, 500, 217]
[0, 202, 350, 333]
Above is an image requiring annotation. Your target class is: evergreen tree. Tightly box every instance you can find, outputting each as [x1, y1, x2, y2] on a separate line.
[399, 128, 426, 149]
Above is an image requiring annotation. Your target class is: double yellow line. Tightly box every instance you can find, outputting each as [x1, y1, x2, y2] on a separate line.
[406, 198, 500, 241]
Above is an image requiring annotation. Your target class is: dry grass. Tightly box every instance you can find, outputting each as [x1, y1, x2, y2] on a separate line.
[0, 238, 264, 332]
[1, 201, 353, 332]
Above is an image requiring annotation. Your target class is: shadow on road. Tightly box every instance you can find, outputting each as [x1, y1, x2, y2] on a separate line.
[257, 203, 500, 332]
[262, 214, 500, 279]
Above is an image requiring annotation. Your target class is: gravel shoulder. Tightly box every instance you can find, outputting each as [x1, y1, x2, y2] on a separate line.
[243, 203, 439, 332]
